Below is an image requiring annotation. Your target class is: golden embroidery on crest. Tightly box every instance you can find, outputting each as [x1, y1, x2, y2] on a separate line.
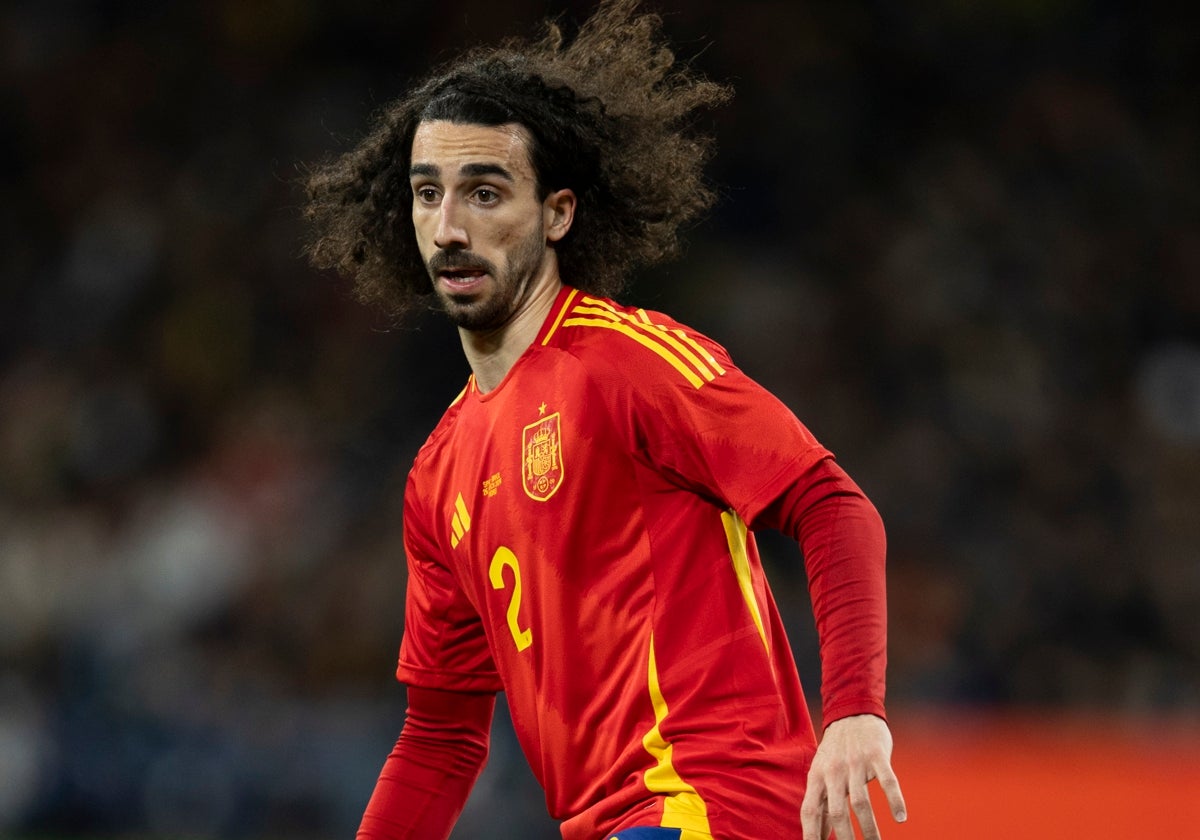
[482, 473, 502, 497]
[522, 411, 564, 501]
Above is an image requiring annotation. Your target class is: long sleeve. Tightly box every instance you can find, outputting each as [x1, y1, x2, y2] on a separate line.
[356, 686, 496, 840]
[755, 454, 888, 728]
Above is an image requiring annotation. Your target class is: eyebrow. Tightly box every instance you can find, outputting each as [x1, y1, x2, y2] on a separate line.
[409, 162, 515, 182]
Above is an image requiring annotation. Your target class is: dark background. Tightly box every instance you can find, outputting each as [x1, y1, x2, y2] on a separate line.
[2, 0, 1197, 837]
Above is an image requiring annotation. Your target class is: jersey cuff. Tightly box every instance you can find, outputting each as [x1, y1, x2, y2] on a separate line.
[821, 697, 887, 729]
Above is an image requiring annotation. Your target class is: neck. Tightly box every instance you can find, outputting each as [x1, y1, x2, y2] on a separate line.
[460, 272, 563, 393]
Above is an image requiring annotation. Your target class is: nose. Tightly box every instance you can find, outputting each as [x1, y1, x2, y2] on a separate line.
[433, 195, 469, 250]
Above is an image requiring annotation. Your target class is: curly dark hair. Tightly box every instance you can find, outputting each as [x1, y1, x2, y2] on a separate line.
[302, 0, 731, 318]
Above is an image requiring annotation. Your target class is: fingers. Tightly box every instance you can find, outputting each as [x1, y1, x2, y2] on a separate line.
[800, 776, 825, 840]
[800, 788, 835, 840]
[804, 764, 907, 840]
[876, 762, 908, 824]
[804, 769, 855, 840]
[804, 716, 907, 839]
[827, 789, 855, 840]
[849, 776, 880, 840]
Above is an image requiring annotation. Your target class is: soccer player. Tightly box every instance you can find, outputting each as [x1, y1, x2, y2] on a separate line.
[304, 2, 906, 838]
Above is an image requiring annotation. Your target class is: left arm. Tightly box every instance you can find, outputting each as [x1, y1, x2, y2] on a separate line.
[357, 686, 495, 840]
[757, 456, 906, 840]
[603, 318, 906, 836]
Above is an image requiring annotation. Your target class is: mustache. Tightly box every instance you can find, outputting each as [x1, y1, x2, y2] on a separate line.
[427, 249, 497, 275]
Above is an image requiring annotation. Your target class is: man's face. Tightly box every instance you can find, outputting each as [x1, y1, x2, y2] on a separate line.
[409, 120, 553, 331]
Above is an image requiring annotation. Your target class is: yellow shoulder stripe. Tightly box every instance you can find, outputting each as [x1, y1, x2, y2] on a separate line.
[540, 288, 580, 346]
[563, 316, 704, 387]
[448, 382, 470, 408]
[563, 296, 726, 388]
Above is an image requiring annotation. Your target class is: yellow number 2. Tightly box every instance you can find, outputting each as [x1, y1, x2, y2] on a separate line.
[489, 546, 532, 651]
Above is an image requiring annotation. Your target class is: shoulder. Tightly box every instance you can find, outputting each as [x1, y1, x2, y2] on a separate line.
[411, 380, 471, 471]
[544, 290, 733, 391]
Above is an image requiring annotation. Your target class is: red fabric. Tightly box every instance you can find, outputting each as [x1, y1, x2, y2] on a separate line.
[356, 686, 495, 840]
[394, 286, 889, 839]
[756, 455, 888, 727]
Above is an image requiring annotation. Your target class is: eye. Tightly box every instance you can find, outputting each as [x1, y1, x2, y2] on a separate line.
[473, 187, 499, 205]
[414, 186, 440, 203]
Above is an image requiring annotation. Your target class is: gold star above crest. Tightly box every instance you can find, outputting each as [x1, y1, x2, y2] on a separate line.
[538, 402, 547, 415]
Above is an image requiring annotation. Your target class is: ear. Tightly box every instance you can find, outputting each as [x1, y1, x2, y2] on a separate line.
[543, 188, 576, 243]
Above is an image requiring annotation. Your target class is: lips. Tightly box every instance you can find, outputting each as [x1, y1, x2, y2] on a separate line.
[430, 250, 495, 291]
[438, 267, 489, 290]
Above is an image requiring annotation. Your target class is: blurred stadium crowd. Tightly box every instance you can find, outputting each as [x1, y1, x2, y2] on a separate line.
[2, 0, 1197, 837]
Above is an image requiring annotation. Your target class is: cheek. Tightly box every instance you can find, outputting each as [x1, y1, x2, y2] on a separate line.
[495, 214, 542, 252]
[482, 223, 526, 268]
[494, 225, 522, 250]
[411, 212, 438, 253]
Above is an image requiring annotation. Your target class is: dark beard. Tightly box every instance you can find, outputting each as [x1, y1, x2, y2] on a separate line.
[429, 226, 548, 331]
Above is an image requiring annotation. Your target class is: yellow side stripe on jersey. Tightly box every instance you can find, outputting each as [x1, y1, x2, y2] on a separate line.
[642, 634, 713, 834]
[721, 511, 768, 651]
[563, 316, 705, 388]
[576, 297, 720, 383]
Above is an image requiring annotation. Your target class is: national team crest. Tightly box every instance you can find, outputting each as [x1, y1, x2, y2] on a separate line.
[522, 412, 564, 501]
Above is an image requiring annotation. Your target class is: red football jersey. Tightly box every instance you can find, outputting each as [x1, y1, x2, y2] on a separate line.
[397, 286, 877, 839]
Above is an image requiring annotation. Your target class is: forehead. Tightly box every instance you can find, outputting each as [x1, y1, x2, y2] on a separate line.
[410, 120, 535, 180]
